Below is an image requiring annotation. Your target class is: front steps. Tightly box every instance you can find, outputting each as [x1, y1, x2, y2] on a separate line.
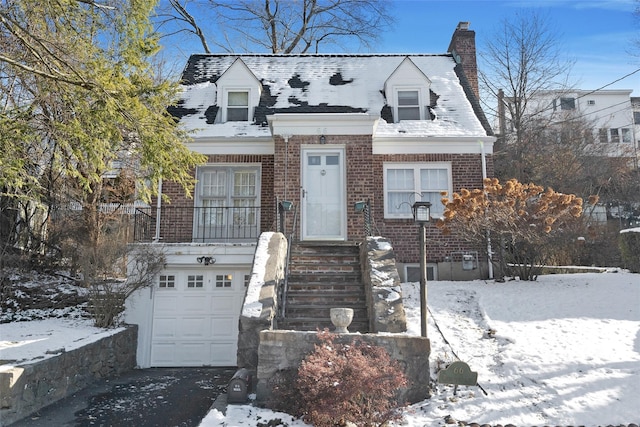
[279, 242, 369, 333]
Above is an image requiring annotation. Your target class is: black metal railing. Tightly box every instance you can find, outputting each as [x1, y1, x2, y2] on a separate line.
[134, 208, 155, 242]
[133, 206, 262, 243]
[278, 200, 298, 320]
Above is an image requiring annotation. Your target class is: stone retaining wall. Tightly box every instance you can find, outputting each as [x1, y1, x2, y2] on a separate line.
[236, 232, 287, 371]
[360, 236, 407, 333]
[256, 330, 430, 405]
[0, 325, 137, 426]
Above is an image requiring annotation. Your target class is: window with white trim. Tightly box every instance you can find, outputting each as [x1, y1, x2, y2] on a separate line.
[621, 128, 631, 143]
[225, 90, 250, 122]
[396, 90, 421, 121]
[383, 163, 451, 219]
[610, 128, 620, 143]
[196, 165, 260, 239]
[599, 128, 608, 143]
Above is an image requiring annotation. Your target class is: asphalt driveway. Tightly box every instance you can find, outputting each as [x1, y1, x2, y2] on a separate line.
[10, 367, 236, 427]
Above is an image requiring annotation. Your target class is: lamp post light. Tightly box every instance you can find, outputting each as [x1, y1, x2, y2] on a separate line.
[354, 199, 372, 236]
[412, 201, 431, 338]
[278, 200, 294, 233]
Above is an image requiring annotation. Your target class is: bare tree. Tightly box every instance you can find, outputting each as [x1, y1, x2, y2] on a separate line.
[156, 0, 395, 54]
[480, 10, 574, 183]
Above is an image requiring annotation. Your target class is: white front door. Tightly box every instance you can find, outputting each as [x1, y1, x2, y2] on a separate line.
[301, 148, 346, 240]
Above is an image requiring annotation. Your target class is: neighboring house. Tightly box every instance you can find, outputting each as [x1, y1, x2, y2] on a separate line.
[498, 89, 638, 159]
[498, 89, 639, 225]
[632, 96, 640, 157]
[125, 23, 496, 368]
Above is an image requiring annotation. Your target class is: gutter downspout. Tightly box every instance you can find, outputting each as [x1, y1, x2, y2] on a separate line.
[480, 140, 494, 279]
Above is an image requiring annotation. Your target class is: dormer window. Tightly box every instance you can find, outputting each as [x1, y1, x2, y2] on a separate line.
[397, 90, 421, 120]
[384, 58, 431, 123]
[215, 58, 262, 124]
[227, 90, 249, 121]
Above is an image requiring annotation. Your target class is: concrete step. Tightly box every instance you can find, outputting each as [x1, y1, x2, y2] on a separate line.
[279, 318, 369, 333]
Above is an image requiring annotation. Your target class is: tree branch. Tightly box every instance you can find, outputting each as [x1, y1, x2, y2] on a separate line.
[168, 0, 211, 53]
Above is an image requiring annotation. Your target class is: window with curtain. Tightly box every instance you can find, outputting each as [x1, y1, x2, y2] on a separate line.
[226, 91, 249, 121]
[396, 90, 421, 121]
[384, 163, 451, 219]
[198, 166, 260, 227]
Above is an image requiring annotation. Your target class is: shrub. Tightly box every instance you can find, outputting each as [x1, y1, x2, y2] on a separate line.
[279, 330, 407, 427]
[619, 230, 640, 273]
[438, 178, 591, 280]
[87, 245, 165, 328]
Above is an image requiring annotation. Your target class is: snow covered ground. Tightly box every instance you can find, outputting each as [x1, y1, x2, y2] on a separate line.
[201, 271, 640, 426]
[1, 270, 638, 426]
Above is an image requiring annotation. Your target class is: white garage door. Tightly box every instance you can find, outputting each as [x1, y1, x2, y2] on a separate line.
[150, 268, 248, 367]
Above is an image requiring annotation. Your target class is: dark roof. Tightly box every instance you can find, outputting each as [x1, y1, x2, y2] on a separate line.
[174, 54, 493, 139]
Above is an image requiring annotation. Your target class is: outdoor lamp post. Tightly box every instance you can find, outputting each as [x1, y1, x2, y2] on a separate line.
[412, 201, 431, 338]
[278, 200, 294, 233]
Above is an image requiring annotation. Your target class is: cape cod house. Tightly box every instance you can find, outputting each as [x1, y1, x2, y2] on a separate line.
[125, 23, 496, 368]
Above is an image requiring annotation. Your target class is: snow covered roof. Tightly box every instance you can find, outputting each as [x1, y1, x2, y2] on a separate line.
[170, 54, 493, 139]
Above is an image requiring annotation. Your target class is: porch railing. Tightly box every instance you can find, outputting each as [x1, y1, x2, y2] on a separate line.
[133, 206, 261, 243]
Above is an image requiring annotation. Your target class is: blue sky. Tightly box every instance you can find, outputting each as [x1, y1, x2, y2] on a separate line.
[378, 0, 639, 92]
[158, 0, 639, 93]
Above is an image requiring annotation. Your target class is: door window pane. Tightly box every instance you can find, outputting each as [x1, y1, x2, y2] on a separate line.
[201, 171, 226, 197]
[326, 155, 339, 165]
[308, 156, 321, 165]
[233, 172, 256, 196]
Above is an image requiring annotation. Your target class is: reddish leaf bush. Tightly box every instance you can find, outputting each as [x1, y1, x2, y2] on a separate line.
[271, 330, 408, 427]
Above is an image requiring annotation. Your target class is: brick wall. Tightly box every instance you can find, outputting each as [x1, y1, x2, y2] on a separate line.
[152, 137, 494, 268]
[273, 134, 375, 239]
[372, 153, 491, 264]
[155, 154, 275, 241]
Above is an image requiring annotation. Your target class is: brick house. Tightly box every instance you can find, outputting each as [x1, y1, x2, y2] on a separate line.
[125, 23, 496, 368]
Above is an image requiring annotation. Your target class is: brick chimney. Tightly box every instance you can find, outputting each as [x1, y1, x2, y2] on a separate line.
[448, 21, 479, 99]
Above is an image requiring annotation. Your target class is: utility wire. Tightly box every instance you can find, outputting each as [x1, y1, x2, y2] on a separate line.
[549, 102, 634, 126]
[528, 68, 640, 119]
[484, 67, 640, 119]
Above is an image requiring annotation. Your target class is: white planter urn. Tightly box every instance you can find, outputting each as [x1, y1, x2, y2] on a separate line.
[330, 308, 354, 333]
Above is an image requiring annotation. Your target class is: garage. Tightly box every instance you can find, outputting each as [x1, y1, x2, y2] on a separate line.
[148, 268, 248, 367]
